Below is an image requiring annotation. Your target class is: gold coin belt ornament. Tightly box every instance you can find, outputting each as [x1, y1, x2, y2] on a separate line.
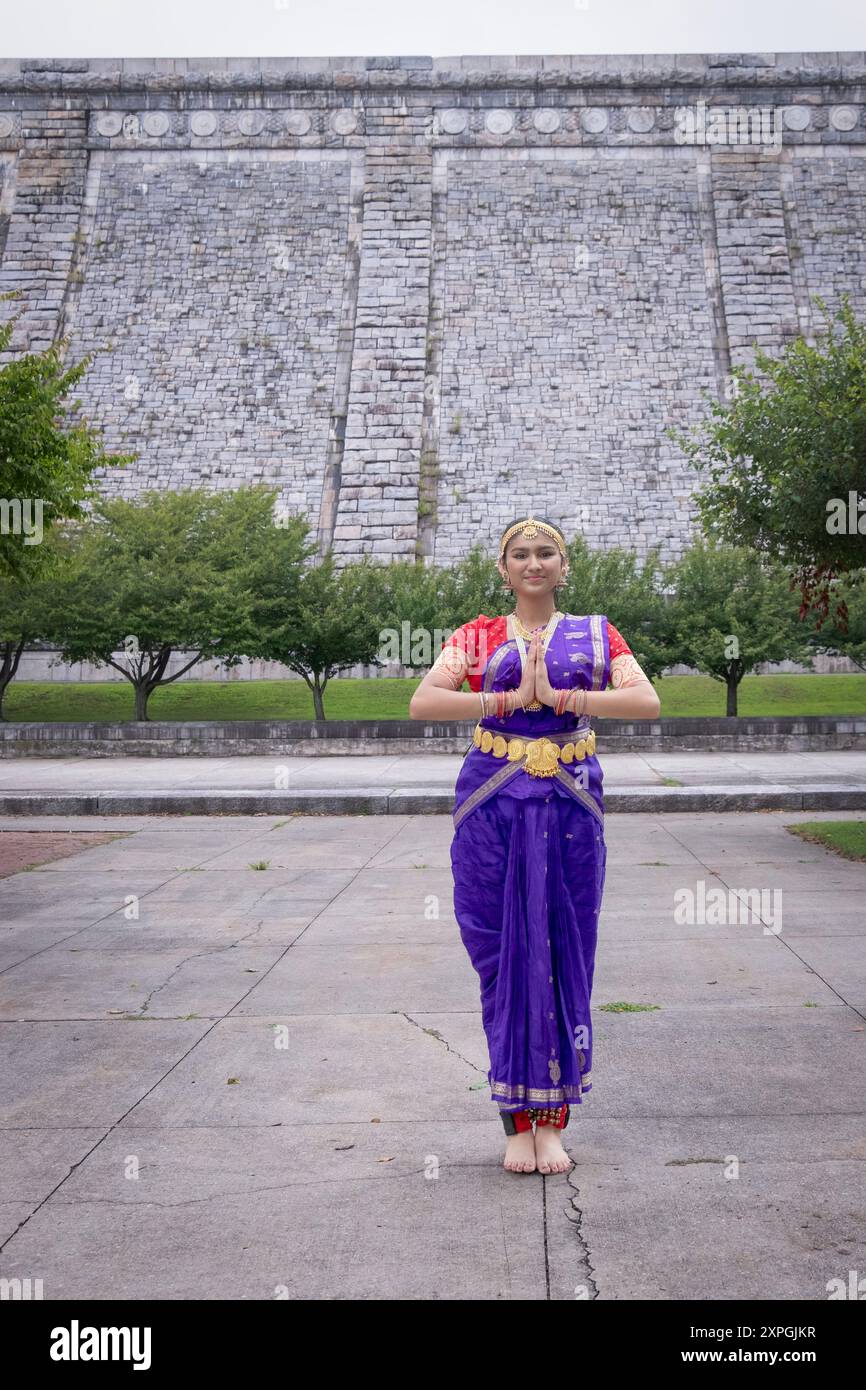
[473, 724, 597, 777]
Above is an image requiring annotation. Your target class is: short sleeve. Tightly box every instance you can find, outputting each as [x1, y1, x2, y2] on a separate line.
[437, 615, 494, 691]
[608, 619, 652, 689]
[607, 621, 633, 661]
[429, 617, 483, 690]
[443, 617, 483, 656]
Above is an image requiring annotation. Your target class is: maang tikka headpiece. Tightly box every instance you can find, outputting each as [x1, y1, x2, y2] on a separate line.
[498, 513, 568, 563]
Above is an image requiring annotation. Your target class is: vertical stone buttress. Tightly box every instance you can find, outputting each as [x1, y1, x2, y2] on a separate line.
[328, 94, 433, 565]
[0, 69, 89, 357]
[710, 149, 803, 373]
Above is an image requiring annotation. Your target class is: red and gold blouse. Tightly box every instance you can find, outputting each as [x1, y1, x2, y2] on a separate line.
[431, 614, 648, 691]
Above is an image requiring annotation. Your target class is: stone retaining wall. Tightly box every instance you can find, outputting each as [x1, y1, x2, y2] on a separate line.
[1, 53, 864, 567]
[0, 715, 863, 756]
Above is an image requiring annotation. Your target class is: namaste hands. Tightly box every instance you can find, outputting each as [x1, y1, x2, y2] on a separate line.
[518, 632, 558, 709]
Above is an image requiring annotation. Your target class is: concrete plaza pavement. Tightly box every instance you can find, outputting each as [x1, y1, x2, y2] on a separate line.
[0, 805, 864, 1299]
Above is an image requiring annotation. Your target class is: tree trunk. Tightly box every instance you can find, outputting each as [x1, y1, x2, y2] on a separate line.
[133, 682, 151, 721]
[726, 673, 739, 717]
[312, 683, 325, 720]
[0, 638, 26, 722]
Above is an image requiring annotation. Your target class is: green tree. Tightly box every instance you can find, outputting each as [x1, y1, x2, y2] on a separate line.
[247, 544, 391, 720]
[377, 557, 452, 658]
[361, 548, 507, 679]
[0, 543, 64, 719]
[38, 486, 304, 720]
[0, 290, 135, 580]
[803, 570, 866, 672]
[667, 294, 866, 632]
[434, 543, 504, 630]
[666, 540, 814, 716]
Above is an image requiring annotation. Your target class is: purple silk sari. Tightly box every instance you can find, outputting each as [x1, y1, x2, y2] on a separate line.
[449, 612, 610, 1114]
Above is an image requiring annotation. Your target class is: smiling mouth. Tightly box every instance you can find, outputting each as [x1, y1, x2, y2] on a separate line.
[525, 576, 545, 582]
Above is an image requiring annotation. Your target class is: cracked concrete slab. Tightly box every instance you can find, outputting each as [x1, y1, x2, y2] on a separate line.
[0, 809, 864, 1299]
[0, 1123, 549, 1299]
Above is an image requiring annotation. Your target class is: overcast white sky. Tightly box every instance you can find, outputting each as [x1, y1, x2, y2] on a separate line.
[1, 0, 864, 60]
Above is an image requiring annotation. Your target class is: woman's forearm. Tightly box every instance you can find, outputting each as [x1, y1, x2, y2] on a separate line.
[409, 687, 523, 721]
[409, 681, 659, 721]
[582, 683, 661, 719]
[409, 687, 484, 720]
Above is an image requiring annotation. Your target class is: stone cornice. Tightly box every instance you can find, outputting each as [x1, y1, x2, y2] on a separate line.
[0, 52, 865, 96]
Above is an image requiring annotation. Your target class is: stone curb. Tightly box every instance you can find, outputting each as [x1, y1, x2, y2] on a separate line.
[1, 784, 865, 816]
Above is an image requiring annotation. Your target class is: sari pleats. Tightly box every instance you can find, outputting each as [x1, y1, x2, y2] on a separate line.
[451, 789, 606, 1114]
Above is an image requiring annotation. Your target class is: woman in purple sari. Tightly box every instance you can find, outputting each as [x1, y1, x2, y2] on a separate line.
[410, 516, 660, 1175]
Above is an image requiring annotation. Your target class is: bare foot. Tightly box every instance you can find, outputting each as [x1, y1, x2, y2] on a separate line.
[503, 1130, 537, 1172]
[534, 1126, 573, 1174]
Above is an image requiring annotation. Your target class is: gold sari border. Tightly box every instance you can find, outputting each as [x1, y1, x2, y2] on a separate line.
[491, 1075, 592, 1102]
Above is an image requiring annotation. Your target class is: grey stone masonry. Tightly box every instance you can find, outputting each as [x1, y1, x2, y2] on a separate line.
[1, 714, 864, 760]
[1, 53, 865, 568]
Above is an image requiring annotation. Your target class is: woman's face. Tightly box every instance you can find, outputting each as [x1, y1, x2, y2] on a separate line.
[498, 535, 567, 596]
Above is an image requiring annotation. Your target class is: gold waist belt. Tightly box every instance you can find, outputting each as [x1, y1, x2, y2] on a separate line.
[472, 723, 597, 778]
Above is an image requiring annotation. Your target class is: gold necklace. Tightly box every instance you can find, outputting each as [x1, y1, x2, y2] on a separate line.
[512, 609, 561, 640]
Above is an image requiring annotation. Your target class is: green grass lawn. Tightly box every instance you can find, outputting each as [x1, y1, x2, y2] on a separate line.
[1, 672, 865, 723]
[785, 821, 866, 861]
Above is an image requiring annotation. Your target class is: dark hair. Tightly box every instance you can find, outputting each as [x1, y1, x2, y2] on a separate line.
[499, 516, 567, 561]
